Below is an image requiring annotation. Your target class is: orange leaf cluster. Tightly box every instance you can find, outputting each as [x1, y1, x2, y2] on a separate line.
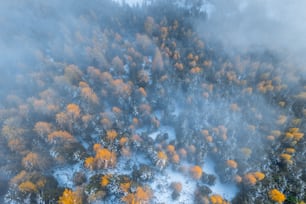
[268, 189, 286, 203]
[157, 151, 167, 160]
[152, 48, 164, 71]
[18, 181, 37, 193]
[100, 175, 111, 187]
[48, 131, 75, 144]
[190, 67, 202, 74]
[122, 186, 152, 204]
[167, 145, 175, 154]
[210, 194, 229, 204]
[171, 154, 180, 164]
[243, 172, 265, 185]
[84, 144, 116, 169]
[58, 188, 82, 204]
[226, 160, 238, 169]
[66, 104, 81, 120]
[106, 129, 118, 141]
[190, 165, 203, 180]
[22, 152, 40, 170]
[112, 56, 124, 72]
[120, 181, 131, 193]
[33, 122, 52, 138]
[285, 128, 304, 142]
[110, 79, 132, 98]
[279, 153, 293, 165]
[80, 86, 99, 104]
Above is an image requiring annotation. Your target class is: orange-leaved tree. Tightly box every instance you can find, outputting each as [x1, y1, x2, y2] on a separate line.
[122, 186, 152, 204]
[190, 165, 203, 180]
[268, 189, 286, 203]
[58, 188, 82, 204]
[84, 144, 116, 170]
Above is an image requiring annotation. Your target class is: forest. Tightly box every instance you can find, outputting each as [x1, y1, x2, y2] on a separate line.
[0, 0, 306, 203]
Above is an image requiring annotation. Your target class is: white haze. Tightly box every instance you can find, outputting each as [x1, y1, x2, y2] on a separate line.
[199, 0, 306, 65]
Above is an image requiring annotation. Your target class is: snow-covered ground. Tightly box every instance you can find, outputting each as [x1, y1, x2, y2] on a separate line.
[53, 163, 83, 189]
[53, 144, 237, 202]
[202, 157, 238, 200]
[150, 159, 238, 203]
[143, 127, 238, 202]
[151, 168, 196, 203]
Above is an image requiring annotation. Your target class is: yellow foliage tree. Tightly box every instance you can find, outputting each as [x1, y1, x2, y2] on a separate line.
[106, 129, 118, 141]
[18, 181, 37, 193]
[48, 131, 76, 144]
[58, 188, 82, 204]
[66, 104, 80, 121]
[243, 172, 265, 185]
[100, 175, 111, 187]
[33, 122, 52, 138]
[190, 166, 203, 180]
[122, 186, 152, 204]
[210, 194, 229, 204]
[80, 86, 99, 104]
[22, 152, 40, 170]
[152, 48, 164, 71]
[84, 144, 117, 169]
[226, 160, 238, 169]
[268, 189, 286, 203]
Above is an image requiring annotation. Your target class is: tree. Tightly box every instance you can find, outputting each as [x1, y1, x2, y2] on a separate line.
[144, 16, 155, 35]
[156, 151, 167, 169]
[84, 157, 94, 170]
[243, 172, 265, 185]
[210, 194, 229, 204]
[48, 131, 76, 144]
[268, 189, 286, 203]
[100, 175, 111, 187]
[33, 122, 52, 139]
[84, 144, 117, 170]
[226, 160, 238, 169]
[106, 129, 118, 141]
[18, 181, 37, 193]
[152, 48, 164, 71]
[22, 152, 40, 171]
[56, 104, 81, 131]
[122, 186, 152, 204]
[80, 84, 99, 105]
[58, 188, 82, 204]
[56, 112, 69, 129]
[66, 104, 80, 121]
[112, 56, 124, 73]
[190, 165, 202, 180]
[64, 65, 83, 85]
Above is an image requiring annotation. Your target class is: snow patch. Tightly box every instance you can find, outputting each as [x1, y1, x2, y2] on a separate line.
[53, 163, 82, 189]
[151, 168, 196, 204]
[203, 157, 238, 200]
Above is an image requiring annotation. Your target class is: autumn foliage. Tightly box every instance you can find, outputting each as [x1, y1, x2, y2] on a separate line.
[48, 131, 76, 144]
[84, 144, 116, 169]
[58, 188, 82, 204]
[226, 160, 238, 169]
[210, 194, 229, 204]
[122, 186, 152, 204]
[268, 189, 286, 203]
[243, 172, 265, 185]
[190, 165, 203, 180]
